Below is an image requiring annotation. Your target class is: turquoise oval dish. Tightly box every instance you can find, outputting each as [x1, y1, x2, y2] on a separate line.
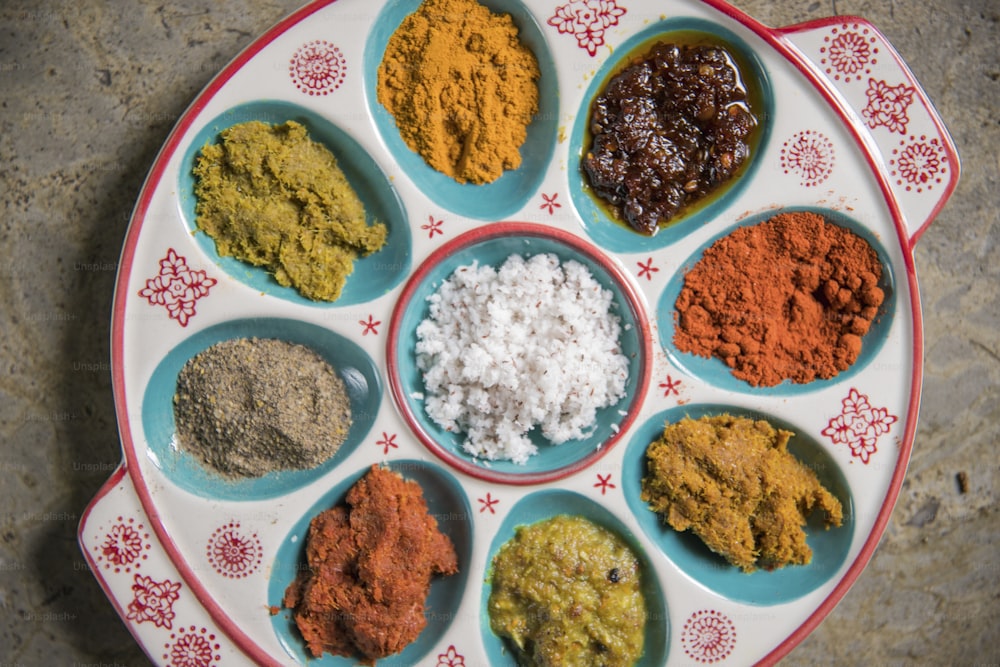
[657, 206, 897, 395]
[387, 223, 653, 486]
[141, 318, 381, 500]
[268, 459, 472, 666]
[622, 404, 855, 605]
[363, 0, 558, 219]
[481, 489, 669, 666]
[177, 100, 411, 306]
[569, 18, 773, 253]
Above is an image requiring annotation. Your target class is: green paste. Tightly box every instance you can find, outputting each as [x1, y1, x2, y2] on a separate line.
[192, 120, 387, 301]
[488, 514, 647, 667]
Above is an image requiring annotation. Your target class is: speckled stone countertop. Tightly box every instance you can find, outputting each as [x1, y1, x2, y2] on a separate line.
[1, 1, 997, 665]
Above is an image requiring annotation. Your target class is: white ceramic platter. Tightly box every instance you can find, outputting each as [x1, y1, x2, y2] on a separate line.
[80, 0, 959, 665]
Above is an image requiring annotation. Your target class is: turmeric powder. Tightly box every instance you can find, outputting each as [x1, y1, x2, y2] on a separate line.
[376, 0, 540, 185]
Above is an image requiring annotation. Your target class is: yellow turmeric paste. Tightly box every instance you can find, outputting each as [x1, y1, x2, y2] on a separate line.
[192, 120, 387, 302]
[641, 414, 843, 572]
[376, 0, 540, 184]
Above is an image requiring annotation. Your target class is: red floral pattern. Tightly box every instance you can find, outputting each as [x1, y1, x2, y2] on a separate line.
[637, 257, 659, 281]
[862, 78, 915, 134]
[821, 26, 878, 82]
[206, 521, 261, 579]
[681, 609, 737, 663]
[422, 215, 445, 238]
[94, 515, 149, 573]
[891, 135, 948, 193]
[594, 473, 616, 495]
[822, 387, 898, 464]
[127, 574, 182, 629]
[540, 192, 561, 214]
[289, 40, 346, 95]
[359, 314, 381, 336]
[437, 645, 465, 667]
[548, 0, 626, 57]
[478, 492, 499, 514]
[780, 130, 835, 187]
[163, 626, 221, 667]
[659, 374, 681, 397]
[138, 248, 216, 327]
[377, 431, 399, 454]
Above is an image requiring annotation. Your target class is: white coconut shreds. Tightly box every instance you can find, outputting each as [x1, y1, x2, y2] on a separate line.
[414, 252, 630, 465]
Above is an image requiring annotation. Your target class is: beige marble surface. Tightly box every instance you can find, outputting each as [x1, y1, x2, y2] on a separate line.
[1, 0, 996, 664]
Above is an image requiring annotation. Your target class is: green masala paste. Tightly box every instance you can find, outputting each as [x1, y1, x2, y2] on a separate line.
[192, 120, 387, 302]
[488, 514, 647, 667]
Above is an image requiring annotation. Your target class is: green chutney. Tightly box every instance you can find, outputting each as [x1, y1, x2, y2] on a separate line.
[488, 514, 647, 667]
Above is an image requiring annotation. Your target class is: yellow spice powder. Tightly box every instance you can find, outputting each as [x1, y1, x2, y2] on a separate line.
[376, 0, 541, 184]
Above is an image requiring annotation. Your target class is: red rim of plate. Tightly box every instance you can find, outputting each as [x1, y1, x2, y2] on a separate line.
[385, 221, 654, 486]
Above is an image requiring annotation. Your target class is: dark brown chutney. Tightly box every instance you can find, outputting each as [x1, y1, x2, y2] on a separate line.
[583, 39, 759, 235]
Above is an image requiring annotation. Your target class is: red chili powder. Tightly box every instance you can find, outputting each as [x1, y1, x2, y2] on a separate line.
[673, 211, 886, 387]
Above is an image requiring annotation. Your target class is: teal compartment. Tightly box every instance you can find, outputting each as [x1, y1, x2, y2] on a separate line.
[658, 206, 897, 395]
[178, 100, 411, 306]
[481, 489, 669, 666]
[623, 405, 855, 605]
[363, 0, 559, 219]
[268, 460, 473, 665]
[388, 224, 652, 485]
[141, 318, 381, 500]
[569, 18, 773, 253]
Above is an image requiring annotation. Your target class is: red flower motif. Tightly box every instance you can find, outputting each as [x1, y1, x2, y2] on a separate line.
[138, 248, 216, 327]
[862, 79, 915, 134]
[206, 521, 261, 579]
[594, 473, 616, 495]
[548, 0, 626, 57]
[289, 40, 347, 95]
[163, 626, 220, 667]
[377, 432, 399, 454]
[659, 374, 682, 397]
[437, 645, 465, 667]
[127, 574, 182, 629]
[637, 257, 659, 281]
[892, 136, 946, 192]
[824, 29, 877, 81]
[781, 130, 835, 187]
[822, 388, 897, 464]
[422, 215, 444, 238]
[359, 314, 381, 336]
[95, 516, 149, 573]
[540, 192, 561, 214]
[102, 523, 143, 567]
[478, 492, 499, 514]
[681, 609, 737, 663]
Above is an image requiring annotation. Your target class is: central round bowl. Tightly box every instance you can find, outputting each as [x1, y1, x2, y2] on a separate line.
[387, 223, 652, 485]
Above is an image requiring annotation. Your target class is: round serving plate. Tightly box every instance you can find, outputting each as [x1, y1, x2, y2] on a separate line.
[79, 0, 959, 665]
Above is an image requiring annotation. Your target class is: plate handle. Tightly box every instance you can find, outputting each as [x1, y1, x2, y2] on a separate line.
[774, 16, 960, 247]
[78, 465, 237, 665]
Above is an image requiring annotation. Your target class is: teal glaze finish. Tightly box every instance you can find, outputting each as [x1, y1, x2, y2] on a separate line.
[388, 224, 652, 485]
[658, 206, 897, 395]
[623, 405, 855, 605]
[141, 318, 381, 500]
[268, 460, 472, 665]
[177, 100, 411, 306]
[569, 18, 773, 253]
[363, 0, 559, 219]
[480, 489, 669, 666]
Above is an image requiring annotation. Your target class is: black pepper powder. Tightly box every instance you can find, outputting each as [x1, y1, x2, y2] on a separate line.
[173, 337, 352, 478]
